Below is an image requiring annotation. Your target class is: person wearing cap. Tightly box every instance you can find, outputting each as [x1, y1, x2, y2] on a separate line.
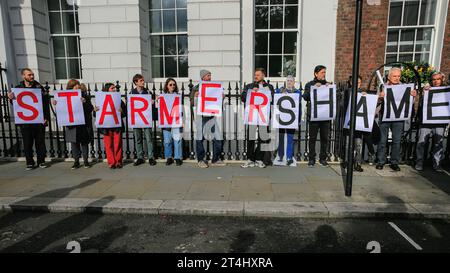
[414, 72, 447, 172]
[190, 70, 226, 168]
[240, 68, 275, 168]
[303, 65, 333, 168]
[274, 75, 301, 167]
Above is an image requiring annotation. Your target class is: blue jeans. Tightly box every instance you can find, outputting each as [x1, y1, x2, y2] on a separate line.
[278, 129, 295, 161]
[163, 128, 182, 160]
[196, 116, 223, 163]
[377, 121, 404, 165]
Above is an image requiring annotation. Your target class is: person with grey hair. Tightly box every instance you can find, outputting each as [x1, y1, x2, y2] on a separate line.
[414, 71, 447, 172]
[190, 70, 226, 168]
[274, 76, 301, 167]
[376, 67, 417, 171]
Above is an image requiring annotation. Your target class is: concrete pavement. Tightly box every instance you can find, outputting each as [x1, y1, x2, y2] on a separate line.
[0, 160, 449, 219]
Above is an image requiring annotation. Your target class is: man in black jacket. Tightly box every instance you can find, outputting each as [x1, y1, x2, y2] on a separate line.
[241, 68, 274, 168]
[303, 65, 332, 167]
[7, 68, 50, 170]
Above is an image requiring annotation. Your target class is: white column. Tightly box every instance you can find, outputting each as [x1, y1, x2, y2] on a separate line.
[78, 0, 149, 83]
[187, 0, 241, 82]
[300, 0, 338, 84]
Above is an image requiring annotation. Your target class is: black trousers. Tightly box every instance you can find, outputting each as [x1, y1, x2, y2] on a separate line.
[308, 121, 330, 161]
[21, 125, 46, 166]
[246, 125, 272, 165]
[71, 142, 89, 163]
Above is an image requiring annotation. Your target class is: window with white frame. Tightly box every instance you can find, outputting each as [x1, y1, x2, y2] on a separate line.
[385, 0, 438, 64]
[149, 0, 188, 79]
[48, 0, 82, 80]
[254, 0, 299, 78]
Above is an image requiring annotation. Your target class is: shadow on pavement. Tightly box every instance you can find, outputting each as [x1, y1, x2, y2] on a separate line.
[0, 196, 115, 253]
[300, 225, 345, 253]
[0, 179, 102, 231]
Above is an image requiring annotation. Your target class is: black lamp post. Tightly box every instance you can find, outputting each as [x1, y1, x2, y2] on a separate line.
[346, 0, 364, 197]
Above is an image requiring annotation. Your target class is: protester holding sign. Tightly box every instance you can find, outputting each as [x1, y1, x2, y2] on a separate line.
[94, 83, 127, 169]
[161, 78, 183, 166]
[52, 80, 94, 170]
[273, 76, 301, 167]
[129, 74, 156, 167]
[303, 65, 333, 168]
[240, 68, 274, 168]
[342, 76, 380, 172]
[7, 68, 50, 171]
[415, 72, 448, 172]
[376, 67, 417, 171]
[190, 70, 226, 168]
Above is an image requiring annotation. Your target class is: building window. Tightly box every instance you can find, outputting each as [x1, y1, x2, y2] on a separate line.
[48, 0, 82, 80]
[385, 0, 437, 64]
[149, 0, 188, 79]
[254, 0, 299, 78]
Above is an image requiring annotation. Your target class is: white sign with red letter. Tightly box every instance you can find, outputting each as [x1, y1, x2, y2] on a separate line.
[95, 92, 122, 128]
[158, 93, 183, 128]
[12, 88, 45, 125]
[127, 94, 153, 129]
[197, 82, 223, 117]
[244, 89, 272, 126]
[54, 89, 85, 127]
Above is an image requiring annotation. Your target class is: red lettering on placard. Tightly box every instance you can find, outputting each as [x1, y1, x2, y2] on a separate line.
[200, 83, 221, 115]
[57, 91, 78, 123]
[160, 96, 181, 126]
[99, 94, 119, 125]
[130, 97, 150, 125]
[248, 92, 269, 124]
[17, 91, 39, 121]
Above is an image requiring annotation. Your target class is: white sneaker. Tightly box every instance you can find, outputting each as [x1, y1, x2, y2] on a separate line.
[256, 161, 266, 168]
[241, 160, 255, 168]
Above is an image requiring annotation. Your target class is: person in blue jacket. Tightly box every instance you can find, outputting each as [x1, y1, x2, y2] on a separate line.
[274, 75, 301, 167]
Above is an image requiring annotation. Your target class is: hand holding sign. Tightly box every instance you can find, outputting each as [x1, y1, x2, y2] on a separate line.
[54, 89, 85, 127]
[127, 94, 153, 129]
[158, 93, 183, 128]
[244, 89, 272, 126]
[382, 84, 414, 122]
[95, 92, 122, 128]
[197, 82, 223, 117]
[422, 86, 450, 124]
[11, 88, 45, 125]
[310, 85, 337, 121]
[272, 93, 300, 129]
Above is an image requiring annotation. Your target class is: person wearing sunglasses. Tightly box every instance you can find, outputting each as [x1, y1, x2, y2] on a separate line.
[162, 78, 183, 166]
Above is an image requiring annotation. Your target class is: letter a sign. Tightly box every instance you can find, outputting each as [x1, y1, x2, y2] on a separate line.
[95, 92, 122, 128]
[12, 88, 45, 125]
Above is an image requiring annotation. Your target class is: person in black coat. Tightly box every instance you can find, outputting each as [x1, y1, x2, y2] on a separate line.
[240, 68, 274, 168]
[7, 68, 50, 170]
[53, 79, 94, 169]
